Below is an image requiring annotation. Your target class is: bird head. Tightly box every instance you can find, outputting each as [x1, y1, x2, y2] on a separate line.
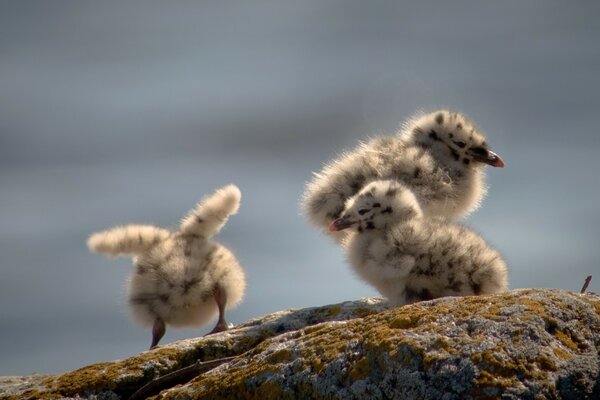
[408, 110, 504, 169]
[329, 180, 422, 233]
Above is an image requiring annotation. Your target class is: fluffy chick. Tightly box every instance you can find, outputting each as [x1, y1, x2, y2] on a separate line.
[303, 110, 504, 241]
[88, 184, 246, 349]
[331, 180, 508, 306]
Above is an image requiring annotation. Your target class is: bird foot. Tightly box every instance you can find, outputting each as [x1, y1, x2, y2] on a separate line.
[205, 321, 231, 336]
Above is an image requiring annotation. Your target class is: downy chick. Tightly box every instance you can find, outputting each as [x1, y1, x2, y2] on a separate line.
[88, 184, 246, 349]
[330, 180, 507, 306]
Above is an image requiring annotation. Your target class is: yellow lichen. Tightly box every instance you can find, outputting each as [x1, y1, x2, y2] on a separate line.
[552, 347, 572, 360]
[535, 355, 558, 372]
[554, 330, 579, 351]
[389, 315, 418, 329]
[309, 357, 325, 373]
[302, 324, 328, 335]
[476, 369, 516, 390]
[348, 357, 370, 381]
[266, 349, 293, 364]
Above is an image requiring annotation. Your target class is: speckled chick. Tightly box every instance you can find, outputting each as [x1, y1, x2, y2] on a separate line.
[302, 110, 504, 241]
[330, 180, 508, 306]
[87, 184, 246, 349]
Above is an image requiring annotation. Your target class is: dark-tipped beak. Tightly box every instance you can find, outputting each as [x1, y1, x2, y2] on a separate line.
[470, 149, 505, 168]
[484, 150, 504, 168]
[329, 216, 357, 232]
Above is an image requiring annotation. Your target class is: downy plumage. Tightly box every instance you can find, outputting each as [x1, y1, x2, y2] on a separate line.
[88, 184, 246, 349]
[331, 180, 508, 306]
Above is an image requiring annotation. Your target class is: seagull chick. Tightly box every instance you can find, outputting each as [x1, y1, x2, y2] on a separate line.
[302, 110, 504, 240]
[88, 184, 246, 349]
[330, 180, 508, 306]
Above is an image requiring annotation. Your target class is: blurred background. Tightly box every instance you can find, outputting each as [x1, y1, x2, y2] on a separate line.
[1, 1, 599, 375]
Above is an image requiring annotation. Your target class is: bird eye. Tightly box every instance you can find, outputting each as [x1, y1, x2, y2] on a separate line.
[358, 209, 369, 215]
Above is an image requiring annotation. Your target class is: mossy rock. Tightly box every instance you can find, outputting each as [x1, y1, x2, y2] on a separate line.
[2, 290, 599, 400]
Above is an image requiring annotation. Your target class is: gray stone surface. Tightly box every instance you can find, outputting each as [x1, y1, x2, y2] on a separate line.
[1, 289, 599, 400]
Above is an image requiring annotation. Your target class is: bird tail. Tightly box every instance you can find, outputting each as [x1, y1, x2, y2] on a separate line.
[180, 184, 241, 238]
[87, 225, 170, 256]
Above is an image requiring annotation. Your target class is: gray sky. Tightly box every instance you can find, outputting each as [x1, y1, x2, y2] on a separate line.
[1, 1, 599, 375]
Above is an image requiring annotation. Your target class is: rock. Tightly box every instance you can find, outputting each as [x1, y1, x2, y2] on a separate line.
[2, 289, 599, 400]
[0, 376, 53, 399]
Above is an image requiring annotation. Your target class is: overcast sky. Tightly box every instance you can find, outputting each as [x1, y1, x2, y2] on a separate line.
[1, 0, 599, 375]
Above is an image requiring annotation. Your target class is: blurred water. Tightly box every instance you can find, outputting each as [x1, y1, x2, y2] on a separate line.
[1, 1, 599, 375]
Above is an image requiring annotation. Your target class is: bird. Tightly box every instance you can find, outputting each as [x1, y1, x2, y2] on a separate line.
[87, 184, 246, 349]
[302, 109, 504, 241]
[329, 179, 508, 307]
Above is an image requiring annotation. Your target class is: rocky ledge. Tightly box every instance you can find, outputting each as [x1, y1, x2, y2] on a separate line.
[1, 288, 599, 400]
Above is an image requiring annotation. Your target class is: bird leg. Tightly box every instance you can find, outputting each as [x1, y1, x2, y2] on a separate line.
[206, 284, 229, 335]
[150, 317, 166, 349]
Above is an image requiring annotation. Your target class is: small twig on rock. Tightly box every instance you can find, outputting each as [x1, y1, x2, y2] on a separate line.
[580, 275, 592, 294]
[128, 355, 236, 400]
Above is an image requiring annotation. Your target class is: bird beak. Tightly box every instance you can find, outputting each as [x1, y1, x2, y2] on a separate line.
[470, 149, 505, 168]
[329, 216, 357, 232]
